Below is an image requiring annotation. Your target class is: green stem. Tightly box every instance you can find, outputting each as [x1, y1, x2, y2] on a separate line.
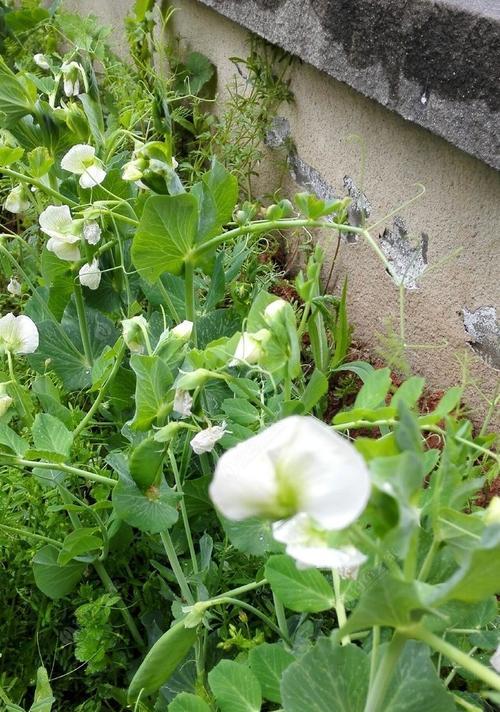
[6, 350, 32, 425]
[214, 597, 291, 644]
[168, 449, 198, 575]
[211, 579, 268, 601]
[184, 261, 196, 345]
[273, 592, 289, 640]
[417, 538, 439, 581]
[364, 632, 407, 712]
[73, 342, 127, 439]
[94, 560, 145, 649]
[297, 302, 311, 339]
[332, 569, 350, 645]
[413, 627, 500, 691]
[369, 626, 381, 689]
[0, 523, 63, 548]
[160, 530, 194, 604]
[1, 166, 78, 207]
[403, 528, 419, 580]
[10, 457, 116, 486]
[157, 278, 181, 323]
[73, 284, 93, 367]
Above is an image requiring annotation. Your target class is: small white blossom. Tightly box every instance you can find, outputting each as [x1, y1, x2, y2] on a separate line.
[83, 221, 101, 245]
[61, 61, 85, 97]
[264, 298, 288, 322]
[122, 158, 145, 182]
[229, 329, 270, 367]
[7, 277, 21, 296]
[4, 184, 30, 214]
[273, 514, 367, 575]
[79, 259, 101, 290]
[190, 422, 227, 455]
[173, 389, 193, 418]
[0, 313, 39, 355]
[122, 315, 148, 354]
[61, 144, 106, 189]
[39, 205, 81, 261]
[171, 320, 193, 341]
[0, 393, 13, 417]
[33, 53, 50, 70]
[209, 416, 371, 529]
[491, 645, 500, 674]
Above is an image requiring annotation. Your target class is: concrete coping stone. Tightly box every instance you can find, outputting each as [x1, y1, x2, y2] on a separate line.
[197, 0, 500, 170]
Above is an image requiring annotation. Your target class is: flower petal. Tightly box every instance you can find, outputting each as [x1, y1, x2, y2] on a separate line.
[14, 315, 39, 354]
[46, 236, 80, 261]
[190, 423, 227, 455]
[61, 144, 96, 175]
[79, 163, 106, 188]
[39, 205, 74, 240]
[79, 259, 101, 290]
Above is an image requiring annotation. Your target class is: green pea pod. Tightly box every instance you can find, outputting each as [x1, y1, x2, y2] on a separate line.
[128, 620, 198, 701]
[129, 437, 166, 491]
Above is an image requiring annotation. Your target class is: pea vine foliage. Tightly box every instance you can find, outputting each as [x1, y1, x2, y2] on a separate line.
[0, 28, 499, 712]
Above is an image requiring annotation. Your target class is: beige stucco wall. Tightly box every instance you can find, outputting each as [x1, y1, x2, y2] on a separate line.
[67, 0, 499, 426]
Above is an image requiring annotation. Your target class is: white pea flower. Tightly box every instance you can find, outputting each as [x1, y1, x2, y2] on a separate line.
[61, 61, 86, 97]
[190, 422, 227, 455]
[229, 329, 270, 367]
[0, 393, 13, 417]
[122, 315, 149, 354]
[273, 514, 367, 575]
[209, 416, 371, 529]
[7, 277, 21, 296]
[264, 298, 288, 322]
[491, 646, 500, 674]
[122, 159, 145, 182]
[33, 53, 50, 70]
[173, 389, 193, 418]
[79, 259, 101, 290]
[171, 320, 193, 341]
[0, 313, 39, 355]
[83, 221, 101, 245]
[61, 144, 106, 189]
[4, 184, 30, 214]
[39, 205, 81, 261]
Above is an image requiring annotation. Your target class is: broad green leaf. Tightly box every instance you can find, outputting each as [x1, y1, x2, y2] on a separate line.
[222, 398, 260, 427]
[4, 7, 49, 31]
[208, 660, 262, 712]
[198, 159, 237, 235]
[168, 693, 211, 712]
[419, 386, 462, 425]
[265, 555, 335, 612]
[132, 192, 199, 280]
[32, 413, 72, 458]
[0, 145, 24, 165]
[31, 375, 72, 428]
[112, 471, 179, 534]
[130, 354, 173, 430]
[128, 621, 198, 700]
[383, 641, 456, 712]
[0, 422, 29, 455]
[220, 516, 279, 556]
[395, 401, 422, 453]
[29, 666, 54, 712]
[333, 406, 396, 426]
[0, 57, 36, 123]
[32, 545, 85, 599]
[28, 146, 53, 177]
[434, 525, 500, 603]
[281, 638, 369, 712]
[248, 643, 294, 704]
[197, 308, 241, 349]
[436, 508, 484, 549]
[129, 437, 166, 490]
[57, 528, 102, 566]
[301, 369, 328, 412]
[354, 367, 392, 409]
[331, 360, 375, 382]
[391, 376, 425, 409]
[341, 575, 427, 635]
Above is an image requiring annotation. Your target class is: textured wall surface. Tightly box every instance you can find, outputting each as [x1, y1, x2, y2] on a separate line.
[67, 0, 499, 424]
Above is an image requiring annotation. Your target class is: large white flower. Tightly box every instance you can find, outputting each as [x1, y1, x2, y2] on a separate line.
[39, 205, 81, 261]
[209, 416, 371, 529]
[79, 259, 101, 290]
[0, 313, 39, 355]
[61, 144, 106, 189]
[273, 514, 367, 575]
[4, 184, 30, 214]
[191, 422, 227, 455]
[229, 329, 270, 367]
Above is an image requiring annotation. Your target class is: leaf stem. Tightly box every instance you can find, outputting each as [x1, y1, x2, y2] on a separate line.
[364, 631, 407, 712]
[160, 530, 194, 604]
[94, 560, 145, 648]
[9, 457, 116, 486]
[184, 261, 196, 345]
[73, 284, 93, 367]
[332, 569, 350, 645]
[168, 449, 198, 575]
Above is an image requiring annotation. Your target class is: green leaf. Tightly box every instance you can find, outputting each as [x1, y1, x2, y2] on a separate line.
[341, 575, 427, 635]
[129, 437, 166, 490]
[354, 367, 392, 409]
[4, 7, 49, 31]
[28, 146, 53, 177]
[391, 376, 425, 409]
[383, 641, 456, 712]
[128, 620, 198, 701]
[168, 693, 211, 712]
[419, 386, 462, 425]
[130, 354, 173, 430]
[0, 57, 36, 123]
[112, 471, 179, 534]
[222, 398, 260, 427]
[0, 422, 29, 455]
[32, 413, 73, 458]
[435, 525, 500, 603]
[435, 508, 484, 550]
[199, 159, 238, 235]
[281, 638, 369, 712]
[197, 308, 241, 349]
[208, 660, 262, 712]
[248, 643, 294, 704]
[301, 369, 328, 412]
[0, 145, 24, 166]
[29, 666, 54, 712]
[57, 528, 102, 566]
[132, 192, 200, 280]
[265, 555, 335, 613]
[32, 545, 85, 599]
[332, 360, 374, 381]
[395, 401, 422, 453]
[220, 516, 279, 556]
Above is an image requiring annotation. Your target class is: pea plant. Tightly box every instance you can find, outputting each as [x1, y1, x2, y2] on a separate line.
[0, 3, 499, 712]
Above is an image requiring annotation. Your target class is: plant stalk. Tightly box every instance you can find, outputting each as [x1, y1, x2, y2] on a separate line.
[73, 284, 93, 367]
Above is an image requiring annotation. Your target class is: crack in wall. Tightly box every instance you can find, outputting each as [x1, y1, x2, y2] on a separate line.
[462, 306, 500, 370]
[379, 217, 428, 289]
